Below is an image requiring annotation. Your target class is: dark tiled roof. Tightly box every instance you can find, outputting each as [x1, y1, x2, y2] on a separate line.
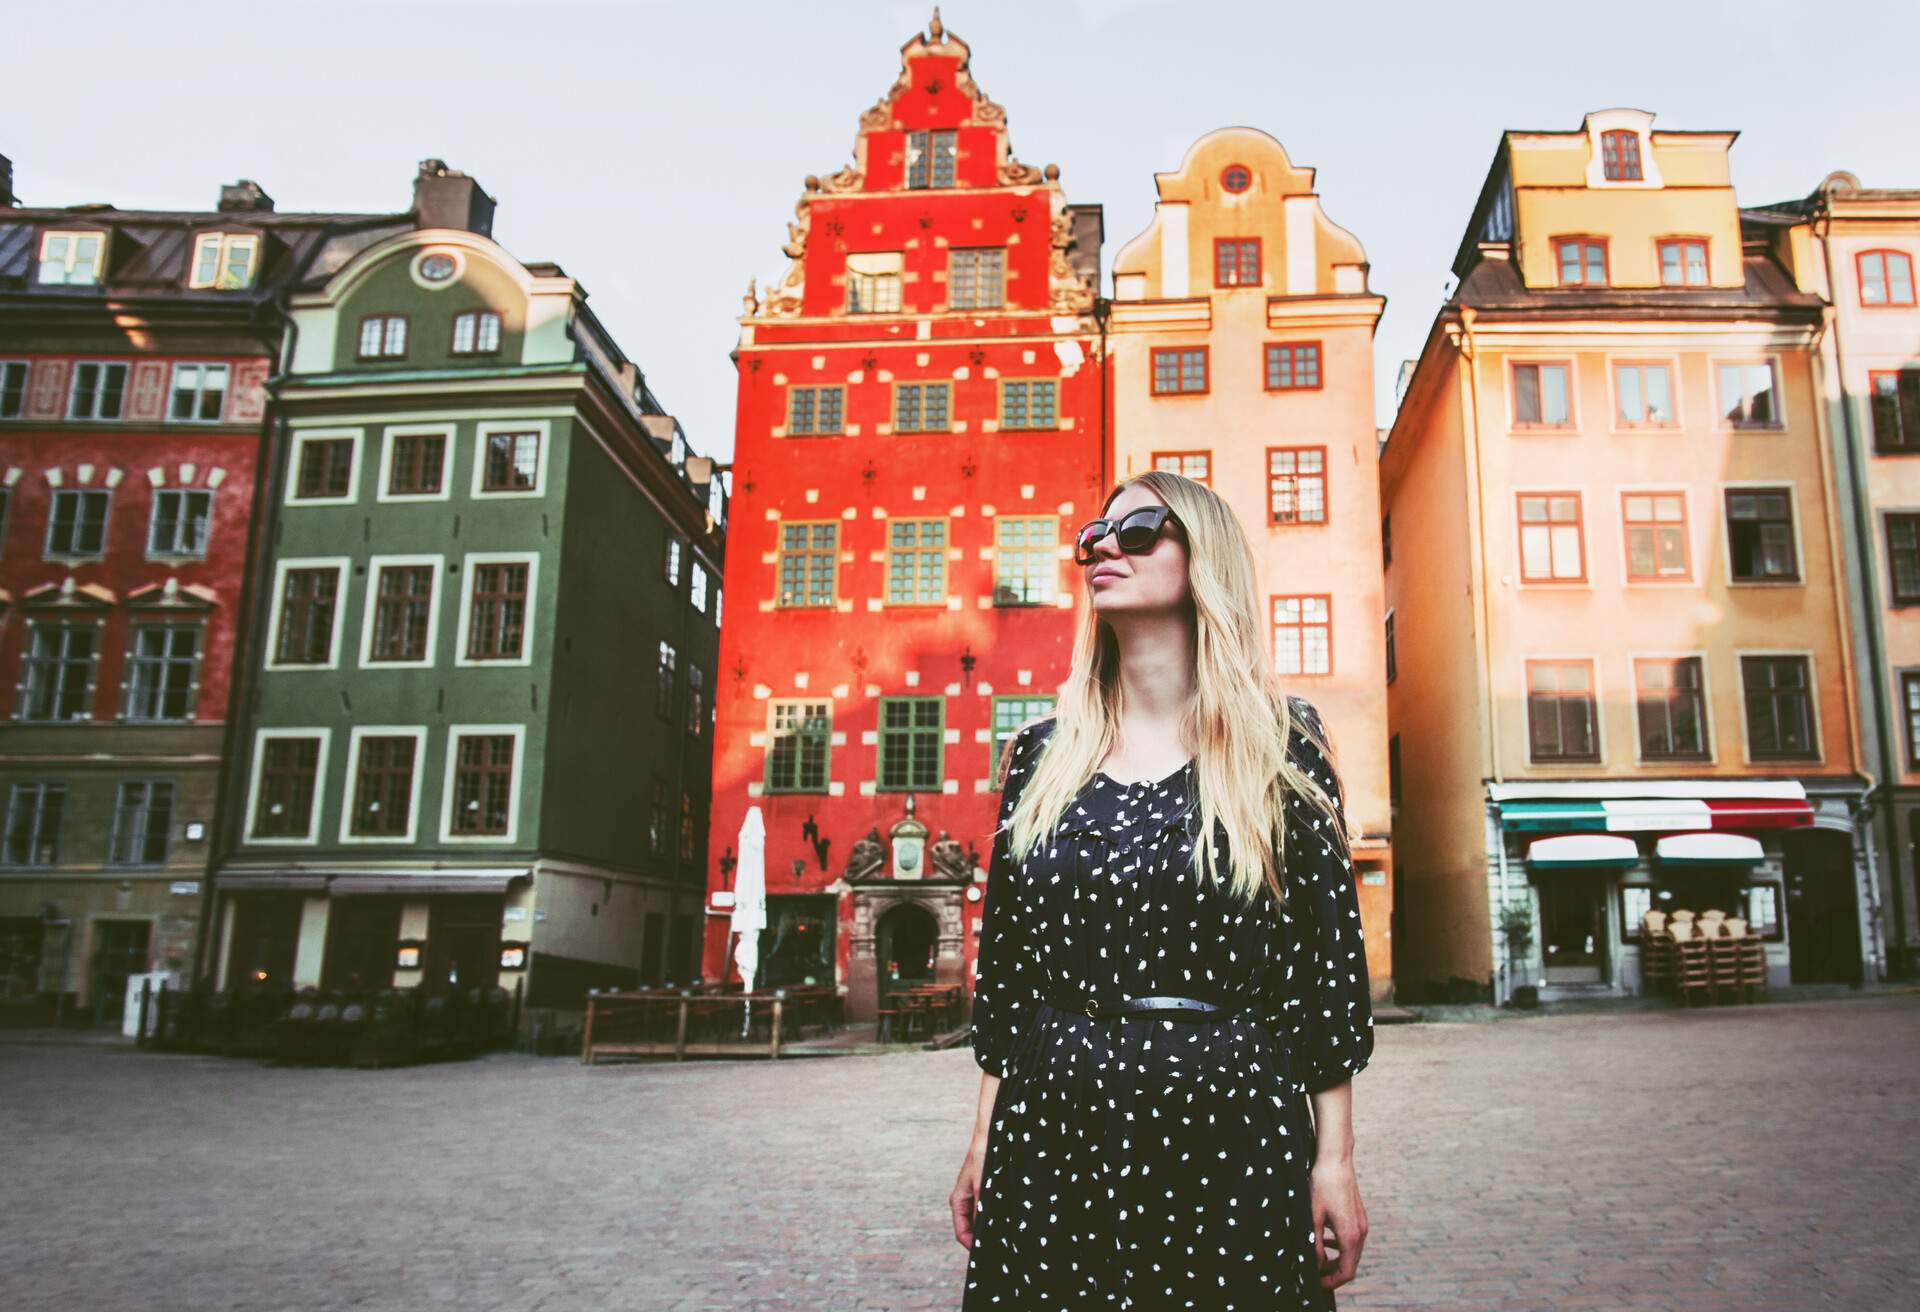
[1454, 251, 1821, 317]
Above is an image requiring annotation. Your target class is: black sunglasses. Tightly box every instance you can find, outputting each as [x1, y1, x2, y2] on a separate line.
[1074, 505, 1185, 566]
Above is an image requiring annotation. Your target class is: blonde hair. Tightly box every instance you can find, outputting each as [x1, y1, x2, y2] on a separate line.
[997, 469, 1344, 908]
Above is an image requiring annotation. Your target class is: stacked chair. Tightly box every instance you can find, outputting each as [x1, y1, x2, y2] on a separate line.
[1639, 907, 1768, 1006]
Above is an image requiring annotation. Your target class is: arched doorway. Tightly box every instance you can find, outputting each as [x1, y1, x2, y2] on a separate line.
[875, 901, 939, 1008]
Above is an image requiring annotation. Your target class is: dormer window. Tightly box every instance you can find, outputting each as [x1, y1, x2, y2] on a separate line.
[1554, 237, 1608, 287]
[189, 234, 259, 290]
[39, 232, 104, 285]
[905, 130, 956, 189]
[357, 314, 409, 360]
[451, 310, 502, 355]
[1658, 239, 1709, 287]
[846, 253, 903, 313]
[1600, 130, 1642, 181]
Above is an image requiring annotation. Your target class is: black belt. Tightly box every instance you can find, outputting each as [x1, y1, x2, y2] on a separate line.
[1047, 993, 1236, 1021]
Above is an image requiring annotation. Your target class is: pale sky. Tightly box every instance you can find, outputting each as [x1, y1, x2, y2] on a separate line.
[12, 0, 1919, 463]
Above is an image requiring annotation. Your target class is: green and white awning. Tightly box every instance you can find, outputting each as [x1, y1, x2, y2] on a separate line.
[1524, 833, 1641, 871]
[1653, 832, 1765, 867]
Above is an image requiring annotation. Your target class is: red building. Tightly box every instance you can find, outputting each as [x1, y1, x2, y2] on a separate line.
[706, 14, 1105, 1020]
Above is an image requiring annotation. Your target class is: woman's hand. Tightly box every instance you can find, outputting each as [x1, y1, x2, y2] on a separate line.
[950, 1134, 988, 1248]
[1310, 1159, 1368, 1291]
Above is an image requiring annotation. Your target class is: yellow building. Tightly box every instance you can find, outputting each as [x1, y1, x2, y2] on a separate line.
[1383, 111, 1877, 1005]
[1108, 128, 1393, 1001]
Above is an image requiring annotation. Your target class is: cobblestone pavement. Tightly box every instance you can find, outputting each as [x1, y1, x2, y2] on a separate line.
[2, 994, 1915, 1312]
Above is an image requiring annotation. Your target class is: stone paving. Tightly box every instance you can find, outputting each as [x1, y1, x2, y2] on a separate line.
[2, 993, 1916, 1312]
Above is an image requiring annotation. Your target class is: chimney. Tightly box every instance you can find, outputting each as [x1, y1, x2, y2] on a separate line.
[0, 155, 14, 208]
[413, 159, 495, 236]
[218, 179, 274, 213]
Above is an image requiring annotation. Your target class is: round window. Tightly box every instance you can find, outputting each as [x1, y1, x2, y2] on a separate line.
[1220, 165, 1252, 194]
[418, 252, 457, 282]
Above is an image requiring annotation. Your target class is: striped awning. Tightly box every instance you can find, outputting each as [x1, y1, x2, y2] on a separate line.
[1654, 832, 1766, 867]
[1525, 833, 1641, 870]
[1495, 785, 1812, 834]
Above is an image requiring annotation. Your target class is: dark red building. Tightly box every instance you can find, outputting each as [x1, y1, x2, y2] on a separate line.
[704, 14, 1106, 1020]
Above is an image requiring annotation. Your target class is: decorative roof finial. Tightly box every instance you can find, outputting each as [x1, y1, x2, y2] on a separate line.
[929, 7, 943, 41]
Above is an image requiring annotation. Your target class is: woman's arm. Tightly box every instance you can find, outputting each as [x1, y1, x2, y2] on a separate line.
[951, 1070, 1002, 1247]
[1309, 1079, 1367, 1290]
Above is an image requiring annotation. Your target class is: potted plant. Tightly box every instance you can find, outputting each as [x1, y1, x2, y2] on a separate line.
[1498, 899, 1539, 1008]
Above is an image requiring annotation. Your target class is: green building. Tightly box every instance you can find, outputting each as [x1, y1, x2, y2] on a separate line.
[207, 163, 724, 1023]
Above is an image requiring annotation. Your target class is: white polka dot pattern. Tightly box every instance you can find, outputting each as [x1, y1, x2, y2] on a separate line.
[963, 695, 1373, 1309]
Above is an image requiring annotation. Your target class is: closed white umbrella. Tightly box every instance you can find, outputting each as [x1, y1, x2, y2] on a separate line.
[729, 807, 767, 1037]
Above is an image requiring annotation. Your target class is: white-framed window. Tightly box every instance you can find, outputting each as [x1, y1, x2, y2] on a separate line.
[168, 363, 229, 423]
[376, 424, 453, 503]
[286, 427, 363, 506]
[471, 421, 548, 498]
[664, 536, 683, 587]
[147, 489, 213, 557]
[244, 727, 332, 845]
[439, 724, 526, 844]
[189, 233, 260, 290]
[120, 623, 203, 722]
[106, 780, 174, 866]
[357, 314, 409, 360]
[451, 310, 502, 355]
[45, 488, 111, 558]
[1716, 359, 1782, 430]
[358, 553, 445, 669]
[690, 561, 709, 614]
[847, 252, 904, 314]
[263, 556, 351, 671]
[454, 552, 538, 668]
[339, 724, 429, 845]
[15, 621, 102, 722]
[38, 231, 104, 285]
[67, 361, 128, 420]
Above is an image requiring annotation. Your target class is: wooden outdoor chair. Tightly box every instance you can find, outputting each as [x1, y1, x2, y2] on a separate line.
[874, 995, 903, 1044]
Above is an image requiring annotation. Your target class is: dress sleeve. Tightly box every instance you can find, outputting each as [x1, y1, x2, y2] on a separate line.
[1279, 696, 1375, 1095]
[970, 722, 1048, 1078]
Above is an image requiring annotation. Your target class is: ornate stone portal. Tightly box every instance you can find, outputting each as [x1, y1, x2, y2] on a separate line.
[842, 793, 980, 1021]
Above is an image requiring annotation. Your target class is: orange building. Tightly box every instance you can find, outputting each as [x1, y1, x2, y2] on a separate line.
[1383, 111, 1877, 1004]
[1106, 129, 1393, 1001]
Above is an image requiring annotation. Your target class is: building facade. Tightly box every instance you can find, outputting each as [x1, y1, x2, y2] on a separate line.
[1382, 112, 1876, 1005]
[705, 14, 1104, 1020]
[1107, 127, 1394, 1001]
[208, 163, 725, 1021]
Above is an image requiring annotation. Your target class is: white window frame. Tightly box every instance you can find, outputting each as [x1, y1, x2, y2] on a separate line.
[438, 723, 527, 845]
[188, 233, 260, 290]
[1626, 649, 1716, 767]
[375, 424, 455, 504]
[167, 362, 230, 424]
[450, 310, 502, 355]
[38, 231, 104, 285]
[1733, 648, 1823, 766]
[262, 556, 352, 672]
[338, 724, 430, 845]
[67, 360, 129, 421]
[357, 552, 446, 671]
[43, 487, 113, 560]
[1712, 356, 1785, 432]
[146, 487, 215, 558]
[243, 726, 332, 847]
[454, 551, 539, 669]
[471, 420, 549, 499]
[284, 426, 363, 507]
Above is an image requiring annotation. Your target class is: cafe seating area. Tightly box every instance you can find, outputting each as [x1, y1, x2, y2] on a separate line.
[874, 982, 964, 1043]
[579, 982, 844, 1063]
[1636, 909, 1768, 1006]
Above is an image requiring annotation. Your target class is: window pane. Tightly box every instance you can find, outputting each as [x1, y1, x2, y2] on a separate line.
[1540, 365, 1569, 424]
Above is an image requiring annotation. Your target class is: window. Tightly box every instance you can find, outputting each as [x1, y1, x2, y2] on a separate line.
[690, 562, 709, 613]
[1725, 489, 1798, 581]
[1904, 674, 1920, 770]
[1220, 164, 1252, 194]
[67, 362, 128, 420]
[767, 700, 831, 792]
[107, 781, 173, 866]
[367, 564, 435, 663]
[639, 777, 666, 858]
[1600, 130, 1642, 181]
[949, 248, 1005, 309]
[1887, 515, 1920, 605]
[466, 562, 529, 659]
[38, 232, 103, 285]
[481, 430, 541, 492]
[274, 567, 340, 665]
[46, 489, 110, 557]
[1382, 513, 1391, 567]
[1151, 347, 1208, 395]
[1742, 655, 1816, 759]
[1623, 492, 1690, 581]
[357, 315, 409, 360]
[1152, 452, 1210, 484]
[992, 695, 1056, 769]
[1858, 249, 1916, 307]
[777, 521, 837, 606]
[1, 361, 27, 418]
[1717, 361, 1780, 429]
[122, 625, 201, 721]
[663, 537, 683, 588]
[1268, 447, 1327, 525]
[168, 363, 228, 422]
[687, 665, 705, 738]
[295, 437, 354, 500]
[656, 641, 677, 719]
[1635, 657, 1708, 760]
[894, 381, 951, 433]
[350, 736, 416, 837]
[878, 697, 943, 790]
[148, 489, 212, 556]
[252, 736, 321, 838]
[1658, 239, 1709, 287]
[1517, 492, 1586, 582]
[17, 624, 99, 721]
[1870, 370, 1920, 451]
[1512, 362, 1572, 427]
[1554, 238, 1608, 287]
[189, 233, 259, 290]
[1614, 362, 1675, 427]
[2, 784, 65, 866]
[998, 379, 1057, 430]
[450, 310, 502, 354]
[788, 385, 845, 436]
[1214, 239, 1261, 288]
[886, 518, 946, 605]
[1527, 660, 1599, 762]
[388, 432, 444, 496]
[847, 252, 903, 313]
[1265, 342, 1321, 391]
[905, 130, 957, 189]
[994, 516, 1057, 606]
[1272, 595, 1331, 676]
[449, 733, 515, 835]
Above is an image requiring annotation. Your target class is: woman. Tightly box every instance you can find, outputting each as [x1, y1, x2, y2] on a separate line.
[950, 470, 1374, 1309]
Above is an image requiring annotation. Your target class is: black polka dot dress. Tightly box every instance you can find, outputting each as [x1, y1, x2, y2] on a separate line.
[964, 696, 1373, 1311]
